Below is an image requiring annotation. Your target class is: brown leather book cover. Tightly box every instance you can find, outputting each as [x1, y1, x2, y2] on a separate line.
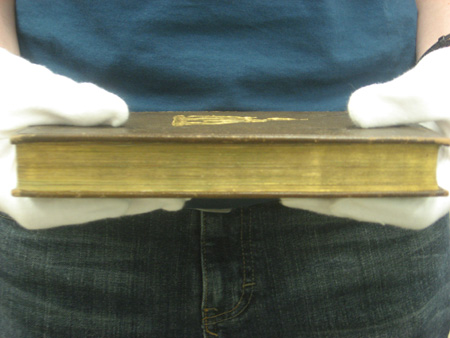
[11, 111, 450, 144]
[10, 111, 450, 198]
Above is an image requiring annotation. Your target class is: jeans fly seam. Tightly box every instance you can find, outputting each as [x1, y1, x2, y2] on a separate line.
[203, 209, 255, 325]
[201, 211, 214, 336]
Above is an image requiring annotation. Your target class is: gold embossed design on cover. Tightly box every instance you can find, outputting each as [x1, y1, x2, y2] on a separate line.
[172, 115, 306, 126]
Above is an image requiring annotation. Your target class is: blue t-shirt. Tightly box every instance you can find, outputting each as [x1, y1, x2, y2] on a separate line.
[15, 1, 417, 209]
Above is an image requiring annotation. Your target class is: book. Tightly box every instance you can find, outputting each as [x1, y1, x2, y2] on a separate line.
[10, 111, 450, 198]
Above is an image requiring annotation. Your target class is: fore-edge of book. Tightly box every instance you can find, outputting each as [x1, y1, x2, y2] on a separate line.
[10, 111, 450, 198]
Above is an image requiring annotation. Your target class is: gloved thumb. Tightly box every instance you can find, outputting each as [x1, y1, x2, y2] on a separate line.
[0, 48, 128, 133]
[348, 48, 450, 129]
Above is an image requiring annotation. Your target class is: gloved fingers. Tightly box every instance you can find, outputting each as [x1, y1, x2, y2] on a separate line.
[0, 48, 128, 133]
[436, 146, 450, 189]
[125, 198, 190, 215]
[423, 120, 450, 137]
[281, 195, 450, 230]
[348, 48, 450, 130]
[329, 196, 450, 230]
[3, 197, 188, 230]
[3, 197, 132, 229]
[281, 198, 336, 217]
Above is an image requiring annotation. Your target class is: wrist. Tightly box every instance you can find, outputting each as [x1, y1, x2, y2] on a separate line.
[0, 0, 20, 55]
[417, 34, 450, 63]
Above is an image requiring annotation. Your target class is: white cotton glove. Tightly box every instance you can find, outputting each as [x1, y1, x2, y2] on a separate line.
[282, 48, 450, 230]
[0, 48, 187, 230]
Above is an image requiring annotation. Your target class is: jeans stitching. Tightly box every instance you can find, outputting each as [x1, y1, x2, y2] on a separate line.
[203, 209, 255, 327]
[207, 211, 256, 326]
[200, 211, 218, 336]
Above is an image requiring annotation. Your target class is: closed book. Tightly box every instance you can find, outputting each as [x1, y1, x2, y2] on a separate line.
[10, 111, 450, 198]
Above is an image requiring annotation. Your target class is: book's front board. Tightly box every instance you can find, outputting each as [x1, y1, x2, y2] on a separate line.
[11, 111, 450, 145]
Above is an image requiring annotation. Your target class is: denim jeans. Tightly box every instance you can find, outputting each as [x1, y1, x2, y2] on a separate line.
[1, 202, 449, 337]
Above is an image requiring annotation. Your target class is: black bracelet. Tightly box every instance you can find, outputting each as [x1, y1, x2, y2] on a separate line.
[417, 33, 450, 63]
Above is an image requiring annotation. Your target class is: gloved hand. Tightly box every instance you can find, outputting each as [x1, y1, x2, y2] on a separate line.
[0, 48, 187, 230]
[282, 48, 450, 230]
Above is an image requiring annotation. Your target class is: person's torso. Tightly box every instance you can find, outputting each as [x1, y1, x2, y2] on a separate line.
[16, 0, 417, 112]
[15, 1, 417, 209]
